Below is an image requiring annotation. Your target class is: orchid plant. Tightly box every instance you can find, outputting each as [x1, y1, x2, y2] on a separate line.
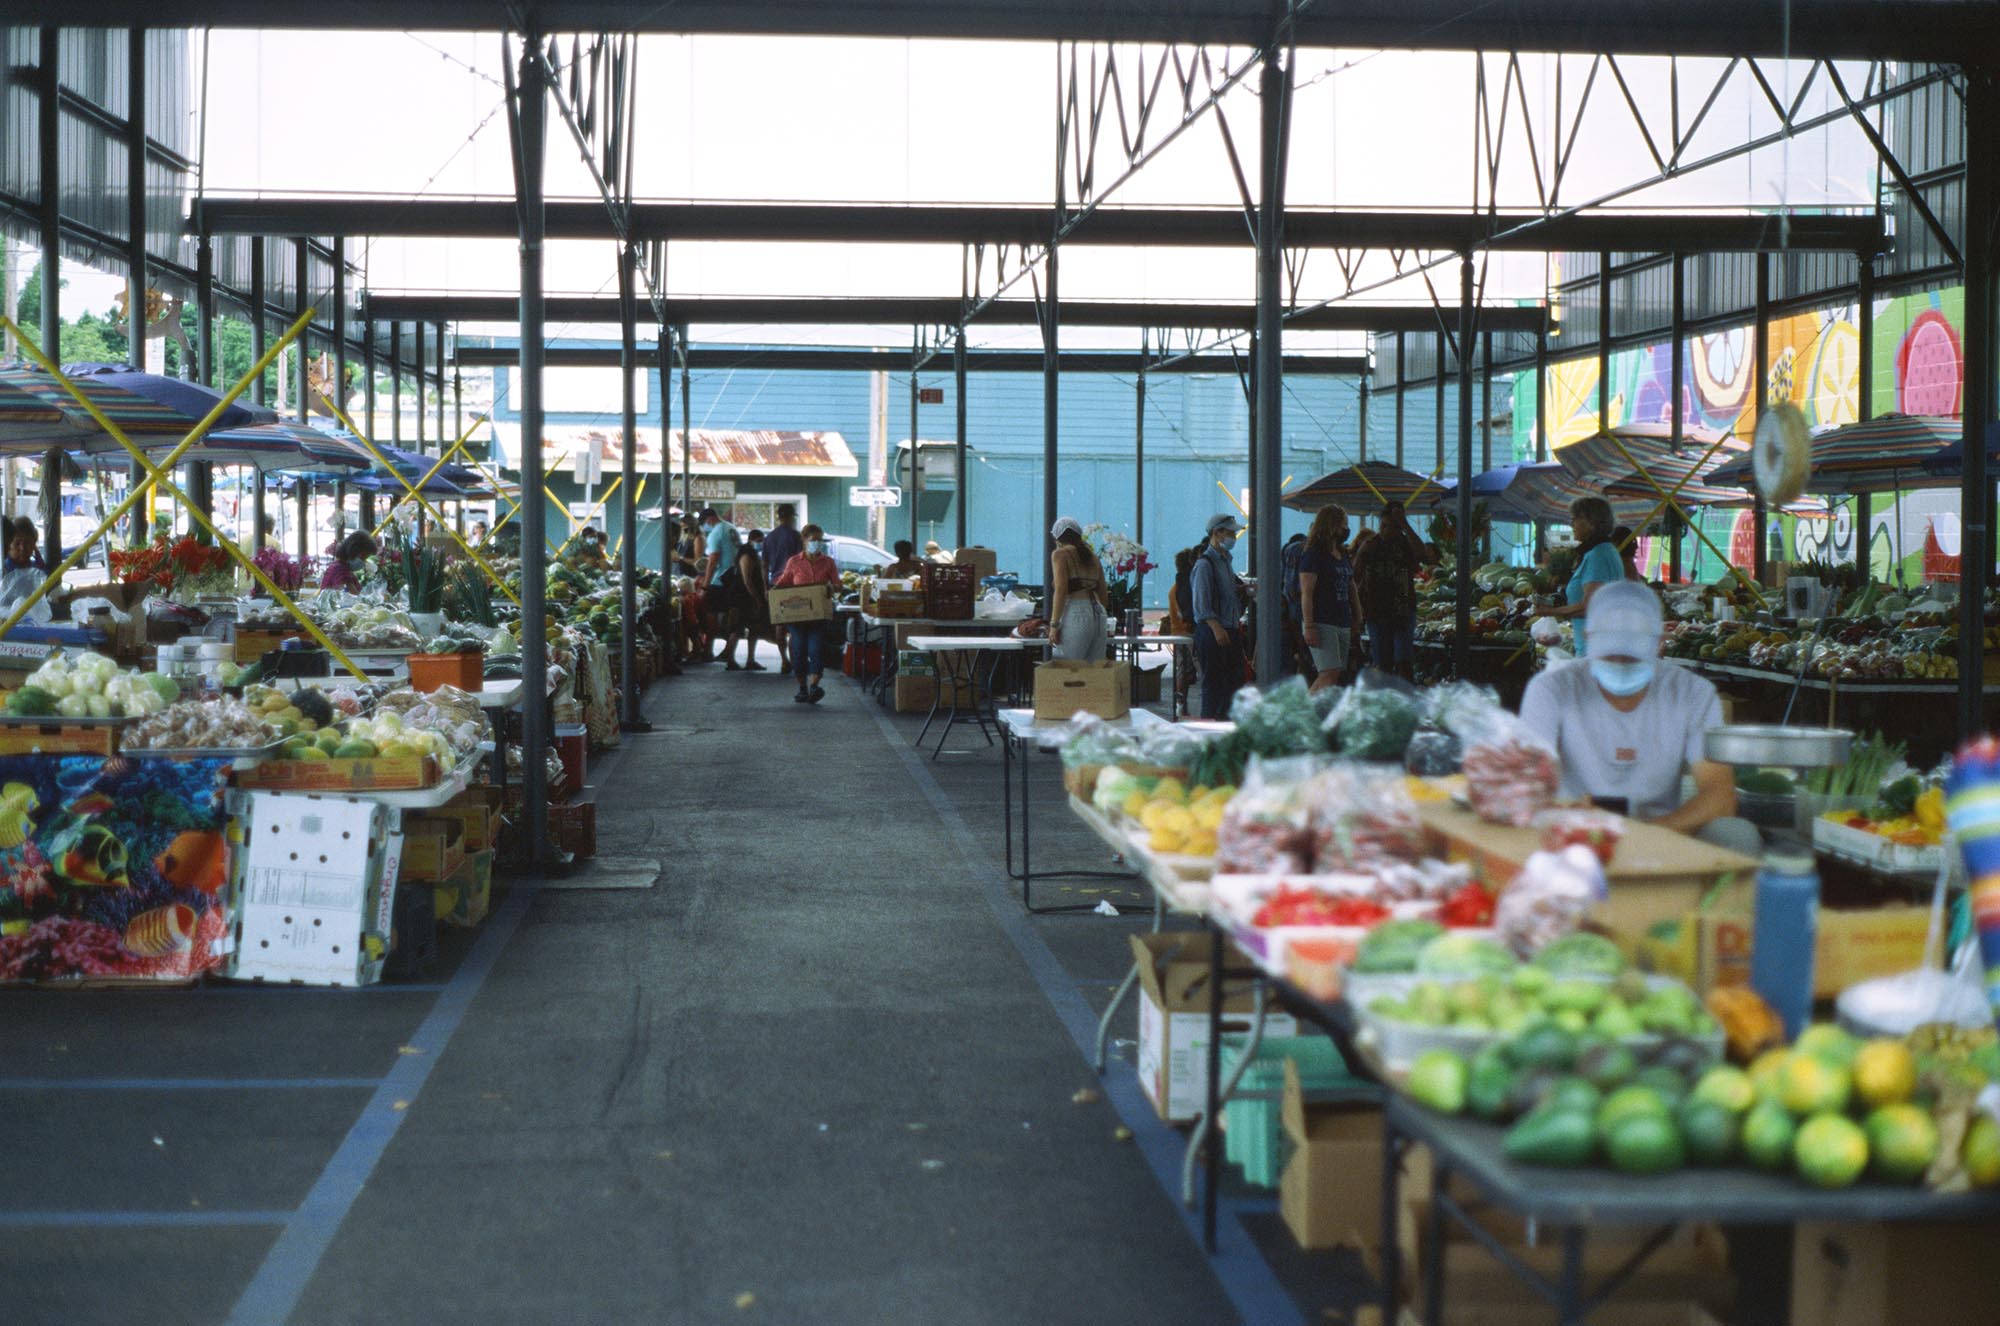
[1083, 523, 1157, 617]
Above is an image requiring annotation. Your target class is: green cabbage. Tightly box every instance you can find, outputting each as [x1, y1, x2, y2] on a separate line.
[1530, 932, 1628, 978]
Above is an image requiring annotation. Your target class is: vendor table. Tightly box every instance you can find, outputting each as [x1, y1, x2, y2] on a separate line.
[476, 679, 525, 798]
[856, 613, 1004, 702]
[1376, 1092, 2000, 1326]
[908, 635, 1049, 757]
[1110, 633, 1193, 720]
[1002, 707, 1178, 912]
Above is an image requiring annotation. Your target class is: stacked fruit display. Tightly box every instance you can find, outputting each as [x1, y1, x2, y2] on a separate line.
[1400, 997, 2000, 1190]
[1110, 775, 1235, 857]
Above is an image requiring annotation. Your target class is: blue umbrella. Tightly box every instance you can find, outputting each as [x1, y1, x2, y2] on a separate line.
[1917, 421, 2000, 479]
[56, 363, 276, 448]
[199, 420, 371, 475]
[1425, 464, 1536, 524]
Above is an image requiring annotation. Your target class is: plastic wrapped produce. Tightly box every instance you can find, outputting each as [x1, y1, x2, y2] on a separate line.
[1533, 808, 1626, 864]
[1059, 713, 1139, 771]
[1303, 763, 1425, 870]
[1493, 845, 1607, 957]
[1463, 731, 1561, 827]
[1404, 728, 1463, 777]
[1214, 755, 1320, 875]
[1229, 678, 1325, 759]
[1425, 681, 1501, 737]
[1324, 670, 1424, 761]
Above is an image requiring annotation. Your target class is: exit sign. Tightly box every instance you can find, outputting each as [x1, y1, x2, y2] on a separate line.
[919, 387, 943, 405]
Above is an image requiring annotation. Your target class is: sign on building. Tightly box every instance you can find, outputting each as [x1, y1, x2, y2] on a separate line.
[688, 477, 737, 502]
[848, 485, 903, 508]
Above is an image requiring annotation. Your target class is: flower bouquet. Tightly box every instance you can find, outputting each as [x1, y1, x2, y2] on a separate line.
[250, 548, 304, 594]
[1084, 523, 1156, 618]
[108, 536, 233, 601]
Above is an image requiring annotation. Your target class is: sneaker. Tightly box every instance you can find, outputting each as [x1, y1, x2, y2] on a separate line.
[724, 660, 742, 671]
[793, 689, 810, 702]
[808, 684, 825, 703]
[746, 662, 768, 672]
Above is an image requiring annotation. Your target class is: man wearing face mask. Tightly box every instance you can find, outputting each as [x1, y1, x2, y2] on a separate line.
[1520, 580, 1756, 853]
[1189, 513, 1248, 720]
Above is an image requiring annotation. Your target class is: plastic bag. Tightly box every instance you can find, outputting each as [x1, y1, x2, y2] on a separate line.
[1324, 669, 1423, 761]
[1530, 615, 1564, 646]
[1229, 677, 1325, 759]
[1303, 762, 1425, 870]
[1448, 693, 1561, 827]
[1404, 729, 1463, 777]
[0, 568, 53, 625]
[1494, 845, 1607, 957]
[975, 589, 1034, 621]
[68, 595, 129, 632]
[1133, 722, 1207, 770]
[1060, 712, 1139, 770]
[1214, 754, 1320, 874]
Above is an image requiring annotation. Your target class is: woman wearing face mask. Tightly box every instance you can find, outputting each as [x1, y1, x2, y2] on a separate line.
[770, 523, 842, 703]
[318, 532, 378, 592]
[1519, 580, 1757, 854]
[1297, 505, 1361, 690]
[1046, 517, 1110, 661]
[1540, 496, 1624, 656]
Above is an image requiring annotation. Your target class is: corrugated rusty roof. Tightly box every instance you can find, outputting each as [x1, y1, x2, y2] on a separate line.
[540, 426, 857, 477]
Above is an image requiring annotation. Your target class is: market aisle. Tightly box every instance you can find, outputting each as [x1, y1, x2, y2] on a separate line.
[289, 657, 1244, 1325]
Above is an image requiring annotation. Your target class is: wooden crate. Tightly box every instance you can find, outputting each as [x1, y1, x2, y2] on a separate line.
[0, 720, 119, 756]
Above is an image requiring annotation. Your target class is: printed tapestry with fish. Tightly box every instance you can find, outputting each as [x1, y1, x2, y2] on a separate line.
[0, 755, 233, 984]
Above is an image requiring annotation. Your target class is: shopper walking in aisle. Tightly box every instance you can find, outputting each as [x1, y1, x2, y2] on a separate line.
[1298, 505, 1361, 693]
[720, 536, 770, 672]
[762, 504, 803, 672]
[1046, 517, 1110, 661]
[1190, 513, 1248, 719]
[1353, 500, 1431, 680]
[1166, 542, 1205, 712]
[1539, 496, 1624, 657]
[1280, 531, 1310, 677]
[772, 523, 842, 703]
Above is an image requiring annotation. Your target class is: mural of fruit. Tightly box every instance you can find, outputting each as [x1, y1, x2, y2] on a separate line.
[1691, 327, 1754, 429]
[1897, 307, 1962, 416]
[1805, 319, 1861, 427]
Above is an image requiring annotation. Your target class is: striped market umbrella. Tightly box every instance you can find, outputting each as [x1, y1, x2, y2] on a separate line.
[0, 363, 274, 453]
[1918, 420, 2000, 479]
[197, 420, 373, 475]
[1710, 413, 1961, 495]
[1282, 459, 1448, 516]
[0, 370, 71, 442]
[1554, 421, 1743, 490]
[1496, 461, 1656, 526]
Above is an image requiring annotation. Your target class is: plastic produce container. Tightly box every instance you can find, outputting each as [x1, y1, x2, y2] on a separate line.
[1219, 1036, 1364, 1189]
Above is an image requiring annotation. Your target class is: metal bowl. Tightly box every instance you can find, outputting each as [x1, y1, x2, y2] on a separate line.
[1704, 724, 1854, 769]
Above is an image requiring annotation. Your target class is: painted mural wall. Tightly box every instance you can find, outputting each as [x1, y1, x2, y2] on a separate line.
[1510, 285, 1968, 586]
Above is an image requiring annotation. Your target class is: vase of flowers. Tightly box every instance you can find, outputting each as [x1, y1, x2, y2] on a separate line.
[108, 536, 233, 603]
[1083, 523, 1156, 620]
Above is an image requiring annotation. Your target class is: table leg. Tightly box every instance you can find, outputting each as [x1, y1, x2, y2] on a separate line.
[914, 648, 944, 749]
[1378, 1118, 1404, 1325]
[1020, 724, 1035, 908]
[1202, 921, 1223, 1253]
[1557, 1226, 1587, 1326]
[1094, 959, 1140, 1073]
[1002, 731, 1016, 880]
[1422, 1158, 1449, 1326]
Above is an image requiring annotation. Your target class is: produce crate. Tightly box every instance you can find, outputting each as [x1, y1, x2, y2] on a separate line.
[236, 754, 441, 792]
[408, 651, 484, 693]
[549, 796, 596, 859]
[398, 816, 467, 883]
[865, 587, 927, 618]
[0, 718, 121, 756]
[234, 630, 296, 663]
[921, 562, 977, 620]
[1220, 1035, 1362, 1189]
[430, 849, 493, 928]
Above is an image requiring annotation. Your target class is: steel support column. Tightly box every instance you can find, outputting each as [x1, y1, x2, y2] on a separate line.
[197, 232, 215, 387]
[1754, 254, 1771, 584]
[1597, 252, 1612, 426]
[1534, 323, 1549, 461]
[678, 324, 692, 516]
[1135, 330, 1146, 602]
[1358, 365, 1370, 461]
[250, 241, 268, 549]
[436, 323, 447, 453]
[1454, 256, 1475, 679]
[295, 239, 311, 562]
[1670, 252, 1685, 583]
[954, 329, 968, 549]
[38, 26, 60, 570]
[390, 321, 402, 443]
[125, 26, 148, 548]
[1042, 247, 1060, 574]
[618, 245, 645, 731]
[360, 321, 376, 529]
[1957, 67, 1997, 738]
[413, 318, 425, 450]
[1395, 332, 1405, 469]
[333, 237, 347, 429]
[657, 326, 672, 576]
[1251, 43, 1290, 678]
[1856, 254, 1874, 585]
[511, 30, 555, 867]
[908, 344, 920, 550]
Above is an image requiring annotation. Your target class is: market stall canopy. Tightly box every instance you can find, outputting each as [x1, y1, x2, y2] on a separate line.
[1422, 465, 1535, 525]
[1282, 459, 1448, 516]
[1601, 471, 1829, 518]
[1492, 461, 1656, 526]
[0, 362, 275, 451]
[193, 420, 373, 475]
[531, 424, 859, 480]
[1917, 421, 2000, 479]
[1708, 412, 1963, 494]
[1553, 422, 1742, 490]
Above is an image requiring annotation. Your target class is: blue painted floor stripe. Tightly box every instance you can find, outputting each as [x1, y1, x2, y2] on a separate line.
[0, 1078, 381, 1091]
[0, 1210, 291, 1229]
[224, 880, 538, 1326]
[865, 701, 1304, 1326]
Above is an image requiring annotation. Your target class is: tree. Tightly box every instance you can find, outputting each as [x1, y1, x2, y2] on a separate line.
[15, 258, 43, 332]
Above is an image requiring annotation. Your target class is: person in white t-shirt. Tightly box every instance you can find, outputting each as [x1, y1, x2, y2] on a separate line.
[1519, 580, 1759, 855]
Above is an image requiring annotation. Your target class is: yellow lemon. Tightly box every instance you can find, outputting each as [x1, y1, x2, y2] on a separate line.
[1192, 801, 1226, 832]
[1149, 827, 1187, 854]
[1122, 789, 1150, 818]
[1158, 806, 1196, 836]
[1152, 777, 1186, 805]
[1852, 1040, 1917, 1110]
[1749, 1048, 1793, 1102]
[1778, 1053, 1853, 1118]
[1184, 830, 1217, 857]
[1964, 1115, 2000, 1188]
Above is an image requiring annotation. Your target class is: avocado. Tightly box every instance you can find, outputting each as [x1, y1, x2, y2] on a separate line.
[1467, 1047, 1516, 1122]
[1575, 1042, 1640, 1093]
[1502, 1107, 1598, 1167]
[1509, 1023, 1579, 1073]
[1632, 1065, 1691, 1109]
[1541, 1075, 1605, 1117]
[333, 739, 379, 759]
[1677, 1099, 1740, 1166]
[1604, 1112, 1685, 1175]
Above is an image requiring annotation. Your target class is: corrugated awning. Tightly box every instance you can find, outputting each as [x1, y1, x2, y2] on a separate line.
[531, 425, 858, 479]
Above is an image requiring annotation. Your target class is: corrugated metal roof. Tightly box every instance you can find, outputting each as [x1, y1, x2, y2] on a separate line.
[540, 425, 858, 477]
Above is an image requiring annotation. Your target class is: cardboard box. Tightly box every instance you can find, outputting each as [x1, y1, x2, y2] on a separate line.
[1416, 801, 1756, 940]
[0, 721, 120, 756]
[1130, 932, 1297, 1121]
[398, 815, 466, 883]
[896, 648, 936, 678]
[430, 849, 493, 928]
[1790, 1219, 1991, 1326]
[234, 630, 298, 664]
[229, 791, 397, 987]
[1034, 659, 1132, 722]
[236, 754, 441, 793]
[768, 581, 833, 625]
[1657, 888, 1936, 997]
[1280, 1058, 1391, 1251]
[892, 674, 975, 714]
[952, 545, 998, 582]
[428, 785, 504, 853]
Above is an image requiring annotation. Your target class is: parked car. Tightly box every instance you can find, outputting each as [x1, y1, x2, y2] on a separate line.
[826, 534, 893, 575]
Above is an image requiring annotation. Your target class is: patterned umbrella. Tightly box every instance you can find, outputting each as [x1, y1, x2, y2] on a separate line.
[198, 421, 373, 475]
[1282, 459, 1448, 516]
[1919, 421, 2000, 479]
[1602, 471, 1829, 518]
[1709, 413, 1961, 495]
[0, 371, 70, 442]
[1554, 422, 1743, 489]
[0, 363, 274, 453]
[1495, 462, 1656, 526]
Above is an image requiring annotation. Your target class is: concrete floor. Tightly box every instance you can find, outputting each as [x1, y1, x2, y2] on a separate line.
[0, 645, 1367, 1325]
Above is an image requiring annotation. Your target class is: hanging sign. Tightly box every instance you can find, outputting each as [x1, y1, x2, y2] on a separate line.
[918, 388, 944, 405]
[688, 477, 736, 502]
[848, 485, 903, 508]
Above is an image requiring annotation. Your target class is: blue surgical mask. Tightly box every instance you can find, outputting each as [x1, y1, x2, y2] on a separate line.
[806, 539, 824, 555]
[1589, 659, 1656, 696]
[1218, 533, 1237, 551]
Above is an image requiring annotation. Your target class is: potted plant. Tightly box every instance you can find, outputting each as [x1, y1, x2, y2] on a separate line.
[401, 537, 447, 636]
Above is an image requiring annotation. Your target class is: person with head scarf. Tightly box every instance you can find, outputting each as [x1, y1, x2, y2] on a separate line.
[1046, 517, 1109, 662]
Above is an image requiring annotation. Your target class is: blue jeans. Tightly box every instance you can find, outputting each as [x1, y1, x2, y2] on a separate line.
[789, 623, 825, 685]
[1369, 613, 1415, 669]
